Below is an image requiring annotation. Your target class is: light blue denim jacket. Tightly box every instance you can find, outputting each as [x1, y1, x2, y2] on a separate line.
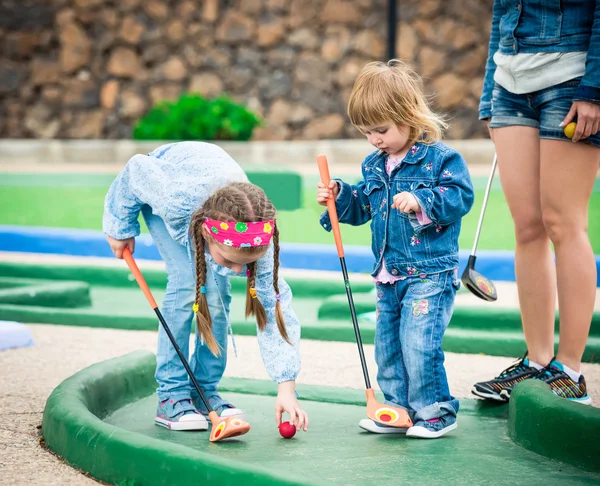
[320, 142, 474, 277]
[103, 141, 301, 383]
[480, 0, 600, 119]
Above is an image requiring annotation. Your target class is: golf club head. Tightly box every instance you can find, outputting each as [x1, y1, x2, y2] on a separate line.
[366, 389, 413, 428]
[461, 257, 497, 302]
[208, 411, 251, 442]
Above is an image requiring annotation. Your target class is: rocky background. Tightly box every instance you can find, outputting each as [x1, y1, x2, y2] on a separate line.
[0, 0, 493, 140]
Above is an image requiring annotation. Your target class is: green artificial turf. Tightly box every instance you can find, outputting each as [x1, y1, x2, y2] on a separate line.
[1, 182, 599, 251]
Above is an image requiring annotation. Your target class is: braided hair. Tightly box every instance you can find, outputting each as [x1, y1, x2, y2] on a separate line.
[189, 182, 289, 356]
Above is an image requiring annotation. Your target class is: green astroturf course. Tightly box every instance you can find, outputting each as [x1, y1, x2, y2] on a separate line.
[0, 174, 599, 251]
[41, 351, 600, 485]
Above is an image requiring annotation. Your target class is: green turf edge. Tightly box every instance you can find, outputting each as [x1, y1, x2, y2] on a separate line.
[0, 261, 374, 297]
[0, 277, 91, 308]
[5, 304, 599, 363]
[320, 293, 600, 337]
[41, 350, 319, 486]
[508, 380, 600, 473]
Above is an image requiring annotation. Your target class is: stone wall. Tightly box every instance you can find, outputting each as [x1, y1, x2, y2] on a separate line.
[0, 0, 493, 140]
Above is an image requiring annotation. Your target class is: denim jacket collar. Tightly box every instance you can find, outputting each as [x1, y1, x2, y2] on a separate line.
[364, 143, 430, 173]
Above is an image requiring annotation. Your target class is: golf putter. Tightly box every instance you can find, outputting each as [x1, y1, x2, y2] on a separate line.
[461, 154, 498, 301]
[317, 155, 412, 429]
[122, 248, 251, 442]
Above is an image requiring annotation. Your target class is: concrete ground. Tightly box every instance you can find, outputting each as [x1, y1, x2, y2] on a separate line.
[0, 323, 599, 486]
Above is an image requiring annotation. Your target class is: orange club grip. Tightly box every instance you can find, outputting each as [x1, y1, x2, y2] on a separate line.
[122, 247, 158, 309]
[317, 154, 344, 258]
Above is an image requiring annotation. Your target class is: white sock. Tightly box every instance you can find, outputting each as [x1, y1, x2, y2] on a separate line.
[528, 360, 544, 371]
[561, 362, 581, 382]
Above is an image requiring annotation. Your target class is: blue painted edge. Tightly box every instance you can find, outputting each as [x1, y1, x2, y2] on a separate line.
[1, 225, 599, 285]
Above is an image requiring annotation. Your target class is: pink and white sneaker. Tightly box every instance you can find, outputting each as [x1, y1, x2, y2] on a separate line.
[155, 398, 208, 431]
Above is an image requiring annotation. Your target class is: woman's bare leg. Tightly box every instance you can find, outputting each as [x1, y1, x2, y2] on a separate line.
[540, 140, 600, 371]
[493, 126, 556, 366]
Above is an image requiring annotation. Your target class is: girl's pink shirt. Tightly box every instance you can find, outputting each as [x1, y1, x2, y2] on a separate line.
[374, 156, 432, 284]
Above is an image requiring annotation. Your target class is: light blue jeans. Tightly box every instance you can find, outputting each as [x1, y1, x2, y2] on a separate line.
[375, 270, 460, 422]
[143, 207, 231, 408]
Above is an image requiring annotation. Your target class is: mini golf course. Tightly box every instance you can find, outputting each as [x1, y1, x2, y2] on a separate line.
[2, 169, 599, 484]
[42, 351, 600, 485]
[0, 256, 597, 483]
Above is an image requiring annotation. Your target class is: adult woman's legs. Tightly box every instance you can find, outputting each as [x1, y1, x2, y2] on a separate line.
[540, 140, 599, 371]
[493, 126, 557, 366]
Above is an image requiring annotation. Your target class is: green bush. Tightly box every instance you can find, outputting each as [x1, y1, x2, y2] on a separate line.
[132, 94, 262, 141]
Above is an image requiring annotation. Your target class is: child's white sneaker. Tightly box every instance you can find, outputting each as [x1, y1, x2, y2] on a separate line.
[359, 418, 408, 434]
[406, 415, 457, 439]
[155, 398, 208, 431]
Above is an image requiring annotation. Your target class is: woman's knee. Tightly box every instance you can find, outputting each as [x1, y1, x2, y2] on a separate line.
[541, 207, 587, 245]
[513, 215, 547, 245]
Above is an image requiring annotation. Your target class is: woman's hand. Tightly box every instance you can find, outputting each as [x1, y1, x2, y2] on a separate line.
[107, 236, 135, 259]
[316, 181, 339, 207]
[561, 101, 600, 142]
[275, 381, 309, 432]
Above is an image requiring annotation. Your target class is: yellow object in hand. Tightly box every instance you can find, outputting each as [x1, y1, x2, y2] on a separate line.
[563, 122, 577, 139]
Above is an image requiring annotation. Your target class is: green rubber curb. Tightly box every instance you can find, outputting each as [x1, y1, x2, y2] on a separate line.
[42, 351, 316, 486]
[508, 380, 600, 473]
[43, 351, 515, 486]
[0, 261, 374, 297]
[2, 261, 598, 362]
[0, 276, 91, 308]
[43, 351, 598, 485]
[321, 293, 600, 336]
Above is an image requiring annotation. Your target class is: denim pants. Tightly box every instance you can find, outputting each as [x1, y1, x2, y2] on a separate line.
[143, 207, 230, 406]
[375, 270, 460, 422]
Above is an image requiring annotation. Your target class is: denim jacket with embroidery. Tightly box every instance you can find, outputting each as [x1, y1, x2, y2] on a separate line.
[480, 0, 600, 119]
[319, 142, 474, 278]
[103, 141, 301, 384]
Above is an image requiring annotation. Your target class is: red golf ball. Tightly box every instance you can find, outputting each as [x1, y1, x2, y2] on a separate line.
[279, 421, 296, 439]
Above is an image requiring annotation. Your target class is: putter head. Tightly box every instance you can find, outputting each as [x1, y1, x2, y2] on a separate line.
[208, 411, 251, 442]
[461, 257, 497, 302]
[366, 389, 413, 428]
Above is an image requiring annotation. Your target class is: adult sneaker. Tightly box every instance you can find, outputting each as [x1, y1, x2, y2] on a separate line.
[358, 418, 408, 434]
[535, 360, 592, 405]
[472, 354, 539, 402]
[406, 415, 457, 439]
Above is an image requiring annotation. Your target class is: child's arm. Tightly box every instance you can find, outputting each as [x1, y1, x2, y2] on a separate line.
[103, 156, 145, 242]
[253, 245, 301, 380]
[411, 151, 475, 227]
[318, 174, 373, 232]
[254, 244, 308, 430]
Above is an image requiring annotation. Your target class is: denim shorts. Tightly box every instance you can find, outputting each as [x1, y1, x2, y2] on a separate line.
[489, 78, 600, 148]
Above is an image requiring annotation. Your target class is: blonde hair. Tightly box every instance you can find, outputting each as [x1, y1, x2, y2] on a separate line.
[348, 59, 447, 145]
[189, 182, 289, 356]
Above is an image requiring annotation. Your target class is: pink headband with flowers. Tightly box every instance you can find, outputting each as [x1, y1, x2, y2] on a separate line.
[204, 218, 274, 247]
